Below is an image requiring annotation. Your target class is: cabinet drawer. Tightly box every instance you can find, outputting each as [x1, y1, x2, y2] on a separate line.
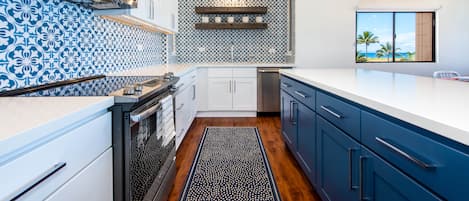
[0, 112, 112, 201]
[361, 111, 469, 201]
[280, 76, 316, 110]
[232, 68, 256, 78]
[45, 148, 113, 201]
[316, 92, 360, 140]
[176, 70, 197, 91]
[207, 68, 233, 78]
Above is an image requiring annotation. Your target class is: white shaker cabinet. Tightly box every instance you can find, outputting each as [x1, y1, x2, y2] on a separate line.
[175, 70, 197, 149]
[201, 67, 257, 113]
[207, 78, 234, 110]
[0, 112, 112, 201]
[232, 77, 257, 110]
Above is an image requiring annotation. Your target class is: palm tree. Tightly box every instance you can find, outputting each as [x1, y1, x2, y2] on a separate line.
[357, 31, 379, 59]
[356, 51, 367, 63]
[376, 42, 400, 62]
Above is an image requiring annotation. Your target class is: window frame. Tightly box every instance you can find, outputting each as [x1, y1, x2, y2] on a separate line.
[355, 11, 436, 63]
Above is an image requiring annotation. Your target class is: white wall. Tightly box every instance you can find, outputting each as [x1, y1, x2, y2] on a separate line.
[295, 0, 469, 76]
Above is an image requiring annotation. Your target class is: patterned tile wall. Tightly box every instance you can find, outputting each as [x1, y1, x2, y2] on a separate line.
[0, 0, 167, 92]
[176, 0, 289, 63]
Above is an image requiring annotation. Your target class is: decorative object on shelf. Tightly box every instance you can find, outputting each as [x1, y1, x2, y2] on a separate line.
[195, 7, 268, 14]
[227, 17, 235, 23]
[242, 16, 250, 23]
[201, 16, 209, 23]
[195, 23, 268, 30]
[256, 16, 263, 23]
[215, 17, 222, 23]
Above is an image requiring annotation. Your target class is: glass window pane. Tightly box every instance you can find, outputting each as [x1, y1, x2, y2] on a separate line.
[356, 13, 394, 63]
[395, 12, 434, 62]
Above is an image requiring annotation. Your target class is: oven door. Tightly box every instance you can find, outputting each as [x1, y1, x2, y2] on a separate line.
[128, 96, 175, 201]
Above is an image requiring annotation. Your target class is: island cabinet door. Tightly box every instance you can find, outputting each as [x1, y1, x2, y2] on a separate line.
[296, 103, 317, 186]
[360, 148, 442, 201]
[317, 116, 360, 201]
[280, 90, 297, 151]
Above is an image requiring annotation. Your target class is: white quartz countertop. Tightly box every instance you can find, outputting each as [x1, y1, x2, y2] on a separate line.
[0, 97, 114, 160]
[108, 63, 295, 77]
[281, 68, 469, 146]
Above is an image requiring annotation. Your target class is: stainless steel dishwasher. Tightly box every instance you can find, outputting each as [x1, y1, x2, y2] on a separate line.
[257, 67, 292, 113]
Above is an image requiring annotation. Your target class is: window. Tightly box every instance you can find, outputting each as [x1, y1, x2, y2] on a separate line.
[356, 12, 435, 63]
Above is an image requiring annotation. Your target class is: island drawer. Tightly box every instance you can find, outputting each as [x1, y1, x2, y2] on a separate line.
[361, 111, 469, 201]
[280, 76, 316, 110]
[0, 112, 112, 201]
[316, 91, 360, 140]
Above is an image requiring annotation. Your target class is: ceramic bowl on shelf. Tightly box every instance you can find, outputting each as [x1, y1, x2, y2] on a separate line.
[227, 17, 234, 23]
[215, 17, 222, 23]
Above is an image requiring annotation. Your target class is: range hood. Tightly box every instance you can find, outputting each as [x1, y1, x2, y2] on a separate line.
[65, 0, 137, 10]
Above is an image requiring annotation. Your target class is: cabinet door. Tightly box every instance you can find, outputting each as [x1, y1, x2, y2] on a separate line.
[317, 116, 360, 201]
[45, 149, 113, 201]
[207, 78, 233, 110]
[361, 148, 442, 201]
[296, 103, 317, 186]
[130, 0, 151, 21]
[280, 91, 297, 150]
[232, 78, 257, 111]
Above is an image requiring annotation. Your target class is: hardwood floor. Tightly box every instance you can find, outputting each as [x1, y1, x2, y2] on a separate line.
[168, 116, 321, 201]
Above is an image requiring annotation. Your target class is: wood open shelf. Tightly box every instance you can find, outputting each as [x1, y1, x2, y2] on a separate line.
[195, 23, 268, 30]
[195, 7, 267, 14]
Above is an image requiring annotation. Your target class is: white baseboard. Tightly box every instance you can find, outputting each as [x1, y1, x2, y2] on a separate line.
[196, 111, 257, 117]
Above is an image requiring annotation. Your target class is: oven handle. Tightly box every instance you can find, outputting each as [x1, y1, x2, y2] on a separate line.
[130, 103, 162, 123]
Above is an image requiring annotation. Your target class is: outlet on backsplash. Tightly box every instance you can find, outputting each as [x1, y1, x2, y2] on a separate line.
[268, 48, 277, 54]
[198, 47, 206, 52]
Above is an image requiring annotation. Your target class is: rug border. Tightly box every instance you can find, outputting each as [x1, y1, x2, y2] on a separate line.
[179, 127, 282, 201]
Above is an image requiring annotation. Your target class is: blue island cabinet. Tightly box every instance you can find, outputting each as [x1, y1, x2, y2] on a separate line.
[317, 116, 360, 201]
[280, 89, 317, 186]
[360, 148, 442, 201]
[281, 90, 297, 150]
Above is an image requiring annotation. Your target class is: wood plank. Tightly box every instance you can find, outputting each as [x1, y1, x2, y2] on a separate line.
[195, 23, 268, 30]
[195, 7, 267, 14]
[168, 117, 321, 201]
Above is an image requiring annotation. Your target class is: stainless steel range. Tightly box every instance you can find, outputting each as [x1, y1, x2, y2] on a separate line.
[0, 73, 180, 201]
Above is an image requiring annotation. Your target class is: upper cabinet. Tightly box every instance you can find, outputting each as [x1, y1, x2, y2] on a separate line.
[71, 0, 178, 34]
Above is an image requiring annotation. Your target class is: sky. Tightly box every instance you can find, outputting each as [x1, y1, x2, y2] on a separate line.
[356, 13, 416, 53]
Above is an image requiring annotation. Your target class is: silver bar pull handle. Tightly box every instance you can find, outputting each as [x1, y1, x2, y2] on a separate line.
[294, 91, 308, 98]
[130, 103, 162, 122]
[320, 105, 343, 119]
[281, 83, 291, 88]
[10, 162, 67, 201]
[234, 80, 236, 93]
[229, 80, 232, 93]
[348, 148, 359, 190]
[176, 103, 185, 111]
[291, 101, 297, 125]
[192, 85, 196, 100]
[375, 137, 435, 169]
[259, 69, 280, 73]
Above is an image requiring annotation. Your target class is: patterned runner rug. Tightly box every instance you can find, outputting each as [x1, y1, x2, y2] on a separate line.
[180, 127, 281, 201]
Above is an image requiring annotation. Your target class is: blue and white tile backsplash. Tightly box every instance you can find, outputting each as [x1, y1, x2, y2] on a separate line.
[176, 0, 289, 63]
[0, 0, 167, 92]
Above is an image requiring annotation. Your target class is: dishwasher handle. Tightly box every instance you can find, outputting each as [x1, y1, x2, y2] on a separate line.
[258, 69, 280, 73]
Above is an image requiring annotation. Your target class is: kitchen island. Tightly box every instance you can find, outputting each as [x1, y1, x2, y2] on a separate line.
[279, 68, 469, 201]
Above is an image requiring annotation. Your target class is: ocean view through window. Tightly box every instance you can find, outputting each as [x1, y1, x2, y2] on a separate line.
[356, 12, 435, 63]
